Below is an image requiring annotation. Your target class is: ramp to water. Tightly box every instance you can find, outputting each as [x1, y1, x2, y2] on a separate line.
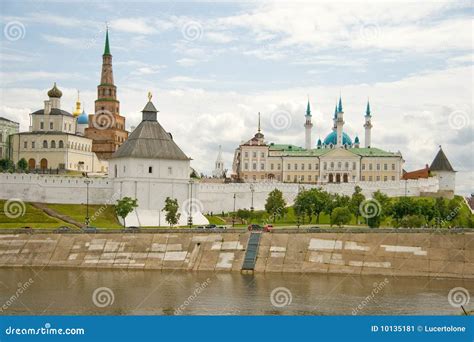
[241, 232, 262, 271]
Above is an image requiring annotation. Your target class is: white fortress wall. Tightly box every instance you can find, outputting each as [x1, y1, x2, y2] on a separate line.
[196, 178, 440, 213]
[0, 174, 114, 205]
[0, 173, 439, 215]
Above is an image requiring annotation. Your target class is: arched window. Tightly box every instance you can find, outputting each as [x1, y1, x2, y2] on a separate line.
[51, 140, 56, 148]
[58, 140, 64, 148]
[43, 140, 48, 148]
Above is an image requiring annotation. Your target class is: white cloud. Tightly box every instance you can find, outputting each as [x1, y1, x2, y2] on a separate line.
[176, 58, 199, 67]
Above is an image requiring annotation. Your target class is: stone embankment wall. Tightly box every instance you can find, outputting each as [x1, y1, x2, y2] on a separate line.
[0, 232, 472, 279]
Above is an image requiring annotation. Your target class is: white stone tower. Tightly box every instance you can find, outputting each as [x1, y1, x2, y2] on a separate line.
[336, 96, 344, 147]
[304, 99, 313, 150]
[364, 100, 372, 148]
[213, 145, 225, 178]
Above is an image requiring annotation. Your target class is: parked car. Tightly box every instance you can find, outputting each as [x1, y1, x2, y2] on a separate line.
[54, 226, 71, 233]
[195, 226, 205, 229]
[83, 226, 98, 234]
[263, 224, 273, 232]
[248, 224, 263, 231]
[122, 226, 140, 233]
[205, 224, 217, 229]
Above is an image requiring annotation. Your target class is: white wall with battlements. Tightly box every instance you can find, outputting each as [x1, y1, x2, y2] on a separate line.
[196, 178, 440, 213]
[0, 173, 439, 215]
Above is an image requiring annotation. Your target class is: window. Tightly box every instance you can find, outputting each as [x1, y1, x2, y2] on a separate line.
[376, 176, 380, 181]
[330, 162, 334, 169]
[148, 166, 153, 174]
[391, 176, 395, 181]
[376, 163, 380, 171]
[384, 163, 388, 171]
[362, 163, 366, 170]
[308, 164, 312, 170]
[277, 164, 281, 170]
[40, 122, 44, 129]
[294, 163, 298, 170]
[308, 175, 312, 181]
[244, 152, 248, 158]
[369, 176, 373, 181]
[252, 163, 256, 170]
[123, 166, 126, 173]
[270, 164, 274, 170]
[167, 166, 172, 175]
[49, 122, 53, 129]
[23, 141, 27, 148]
[51, 140, 56, 148]
[43, 140, 48, 148]
[287, 164, 291, 170]
[384, 176, 387, 181]
[0, 134, 3, 142]
[244, 163, 248, 170]
[392, 163, 395, 171]
[261, 152, 265, 158]
[369, 163, 373, 171]
[252, 152, 257, 158]
[301, 175, 305, 181]
[361, 176, 366, 181]
[59, 140, 64, 148]
[260, 163, 264, 170]
[69, 124, 72, 131]
[301, 163, 304, 170]
[316, 163, 319, 170]
[353, 162, 356, 170]
[345, 162, 349, 170]
[32, 142, 35, 148]
[287, 175, 290, 181]
[64, 123, 67, 130]
[253, 175, 256, 181]
[338, 162, 342, 169]
[323, 162, 327, 170]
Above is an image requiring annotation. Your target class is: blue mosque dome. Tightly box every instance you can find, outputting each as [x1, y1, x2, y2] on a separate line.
[323, 131, 353, 146]
[354, 136, 360, 144]
[77, 110, 88, 124]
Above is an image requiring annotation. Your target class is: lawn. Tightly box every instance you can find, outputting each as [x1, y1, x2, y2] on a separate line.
[0, 200, 70, 228]
[46, 203, 122, 228]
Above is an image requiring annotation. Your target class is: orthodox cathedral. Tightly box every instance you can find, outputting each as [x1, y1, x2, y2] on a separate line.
[232, 97, 405, 184]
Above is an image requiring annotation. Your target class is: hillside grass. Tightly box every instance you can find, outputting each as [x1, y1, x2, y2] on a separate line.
[46, 203, 122, 228]
[0, 200, 70, 228]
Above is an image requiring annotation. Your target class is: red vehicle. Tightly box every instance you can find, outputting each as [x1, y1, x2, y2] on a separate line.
[247, 224, 273, 232]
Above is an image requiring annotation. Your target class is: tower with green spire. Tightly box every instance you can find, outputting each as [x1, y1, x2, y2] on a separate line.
[335, 96, 345, 147]
[85, 26, 129, 160]
[304, 98, 313, 150]
[364, 100, 372, 148]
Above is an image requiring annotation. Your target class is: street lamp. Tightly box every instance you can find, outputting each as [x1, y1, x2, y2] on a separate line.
[84, 179, 91, 226]
[187, 180, 193, 228]
[232, 193, 236, 227]
[250, 184, 255, 212]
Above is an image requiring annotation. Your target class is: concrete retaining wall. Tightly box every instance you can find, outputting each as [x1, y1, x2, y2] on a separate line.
[0, 232, 472, 278]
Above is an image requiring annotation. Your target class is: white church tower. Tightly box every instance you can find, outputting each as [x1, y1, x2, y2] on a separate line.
[304, 99, 313, 150]
[212, 145, 225, 178]
[364, 100, 372, 148]
[336, 96, 344, 147]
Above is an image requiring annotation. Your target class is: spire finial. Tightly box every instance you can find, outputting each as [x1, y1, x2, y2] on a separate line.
[104, 24, 111, 55]
[257, 112, 261, 133]
[366, 99, 371, 116]
[148, 91, 152, 102]
[338, 95, 343, 113]
[306, 97, 311, 116]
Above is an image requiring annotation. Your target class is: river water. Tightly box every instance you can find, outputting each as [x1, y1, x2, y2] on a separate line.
[0, 269, 471, 315]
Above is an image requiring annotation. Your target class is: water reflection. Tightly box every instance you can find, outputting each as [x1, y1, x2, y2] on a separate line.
[0, 269, 471, 315]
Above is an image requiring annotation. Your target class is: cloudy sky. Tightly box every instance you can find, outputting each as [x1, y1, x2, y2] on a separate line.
[0, 0, 472, 194]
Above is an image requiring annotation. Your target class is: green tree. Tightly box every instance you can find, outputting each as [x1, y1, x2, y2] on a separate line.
[307, 188, 329, 224]
[0, 158, 14, 172]
[236, 208, 251, 223]
[417, 198, 436, 224]
[163, 197, 181, 227]
[400, 214, 426, 228]
[349, 186, 365, 225]
[366, 190, 390, 228]
[17, 158, 28, 172]
[294, 190, 312, 224]
[265, 189, 287, 222]
[330, 207, 352, 227]
[115, 197, 138, 227]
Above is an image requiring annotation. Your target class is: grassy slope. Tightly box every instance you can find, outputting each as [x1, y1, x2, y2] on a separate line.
[46, 203, 122, 228]
[0, 200, 70, 228]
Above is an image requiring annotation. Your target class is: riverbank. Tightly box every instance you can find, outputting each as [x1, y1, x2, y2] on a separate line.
[0, 231, 472, 278]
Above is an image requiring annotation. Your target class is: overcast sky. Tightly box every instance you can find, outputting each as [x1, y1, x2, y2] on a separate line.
[0, 0, 472, 194]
